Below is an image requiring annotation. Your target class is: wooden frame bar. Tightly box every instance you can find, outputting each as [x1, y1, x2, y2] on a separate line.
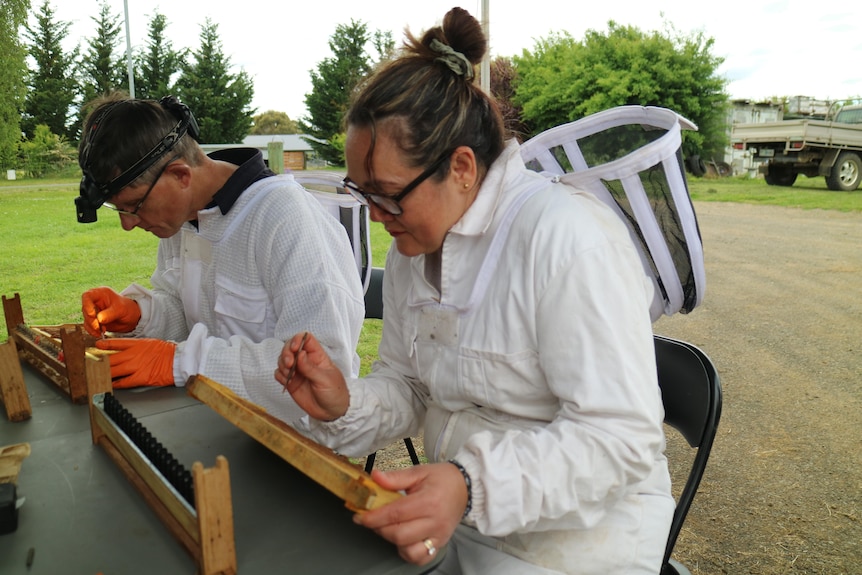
[0, 337, 31, 421]
[186, 374, 402, 512]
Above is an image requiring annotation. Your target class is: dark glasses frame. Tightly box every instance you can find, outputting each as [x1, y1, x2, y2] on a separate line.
[103, 154, 180, 218]
[342, 151, 452, 216]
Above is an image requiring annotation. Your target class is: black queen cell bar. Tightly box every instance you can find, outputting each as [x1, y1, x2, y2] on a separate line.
[99, 392, 194, 505]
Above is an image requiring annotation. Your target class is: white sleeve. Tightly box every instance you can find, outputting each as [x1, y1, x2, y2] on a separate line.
[298, 251, 429, 456]
[172, 187, 366, 426]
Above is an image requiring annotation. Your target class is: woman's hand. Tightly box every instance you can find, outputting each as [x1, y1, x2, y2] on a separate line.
[354, 463, 469, 565]
[275, 332, 349, 421]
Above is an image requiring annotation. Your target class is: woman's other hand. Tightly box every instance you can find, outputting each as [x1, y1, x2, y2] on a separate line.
[354, 463, 469, 565]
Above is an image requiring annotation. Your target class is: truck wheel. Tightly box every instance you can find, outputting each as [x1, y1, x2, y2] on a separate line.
[764, 169, 798, 186]
[826, 152, 862, 191]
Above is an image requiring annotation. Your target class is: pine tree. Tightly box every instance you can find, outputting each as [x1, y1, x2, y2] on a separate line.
[175, 18, 254, 144]
[135, 11, 184, 101]
[22, 0, 79, 141]
[79, 0, 126, 100]
[0, 0, 30, 168]
[300, 20, 376, 166]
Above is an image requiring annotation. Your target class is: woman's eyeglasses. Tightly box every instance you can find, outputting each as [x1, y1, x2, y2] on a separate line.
[342, 152, 451, 216]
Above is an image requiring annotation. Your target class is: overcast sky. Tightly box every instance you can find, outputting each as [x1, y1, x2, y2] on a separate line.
[47, 0, 862, 121]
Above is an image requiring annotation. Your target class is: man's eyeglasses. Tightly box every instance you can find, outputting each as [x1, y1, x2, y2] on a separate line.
[342, 151, 452, 216]
[103, 155, 179, 217]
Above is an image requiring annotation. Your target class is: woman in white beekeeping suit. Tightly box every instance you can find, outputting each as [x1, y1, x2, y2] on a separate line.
[277, 6, 673, 574]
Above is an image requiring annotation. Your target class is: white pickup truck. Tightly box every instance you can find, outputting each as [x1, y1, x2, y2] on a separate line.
[730, 104, 862, 191]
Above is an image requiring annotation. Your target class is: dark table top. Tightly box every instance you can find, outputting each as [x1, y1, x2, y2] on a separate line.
[0, 363, 441, 574]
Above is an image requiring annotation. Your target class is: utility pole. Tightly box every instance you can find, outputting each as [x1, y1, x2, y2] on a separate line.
[480, 0, 490, 94]
[123, 0, 135, 97]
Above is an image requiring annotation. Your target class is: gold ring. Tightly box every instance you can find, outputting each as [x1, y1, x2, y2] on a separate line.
[423, 538, 437, 556]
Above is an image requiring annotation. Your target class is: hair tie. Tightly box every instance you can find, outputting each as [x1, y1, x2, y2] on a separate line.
[430, 39, 474, 80]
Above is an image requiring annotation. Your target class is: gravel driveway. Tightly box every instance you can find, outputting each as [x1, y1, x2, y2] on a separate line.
[654, 201, 861, 574]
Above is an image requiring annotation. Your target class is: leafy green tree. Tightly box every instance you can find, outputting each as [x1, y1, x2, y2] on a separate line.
[514, 21, 728, 159]
[251, 110, 298, 135]
[19, 123, 75, 177]
[175, 18, 254, 143]
[22, 0, 79, 141]
[135, 11, 184, 100]
[300, 20, 383, 165]
[0, 0, 30, 168]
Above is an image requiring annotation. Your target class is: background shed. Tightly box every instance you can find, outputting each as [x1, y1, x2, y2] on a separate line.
[200, 134, 323, 171]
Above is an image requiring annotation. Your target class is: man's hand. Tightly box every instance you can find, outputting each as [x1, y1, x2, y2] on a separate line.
[96, 338, 176, 389]
[82, 287, 142, 337]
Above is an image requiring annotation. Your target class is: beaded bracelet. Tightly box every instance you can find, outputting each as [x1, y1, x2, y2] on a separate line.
[448, 459, 473, 519]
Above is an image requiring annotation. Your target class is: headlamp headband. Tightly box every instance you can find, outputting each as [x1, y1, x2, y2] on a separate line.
[76, 95, 200, 223]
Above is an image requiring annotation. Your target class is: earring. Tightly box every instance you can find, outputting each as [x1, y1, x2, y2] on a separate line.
[463, 183, 470, 189]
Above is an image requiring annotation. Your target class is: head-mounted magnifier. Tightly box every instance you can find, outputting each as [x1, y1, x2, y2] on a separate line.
[76, 96, 200, 223]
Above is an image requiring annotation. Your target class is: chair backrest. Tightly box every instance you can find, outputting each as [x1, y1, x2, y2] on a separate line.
[654, 335, 722, 573]
[364, 267, 385, 320]
[292, 172, 372, 294]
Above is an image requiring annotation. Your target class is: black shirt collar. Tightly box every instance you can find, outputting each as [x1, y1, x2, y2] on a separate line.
[206, 148, 275, 214]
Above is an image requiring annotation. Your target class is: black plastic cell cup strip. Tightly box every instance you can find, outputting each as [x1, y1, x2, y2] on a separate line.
[102, 392, 195, 505]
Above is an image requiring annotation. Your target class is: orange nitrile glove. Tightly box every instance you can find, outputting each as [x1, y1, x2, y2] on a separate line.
[82, 287, 142, 338]
[95, 338, 176, 389]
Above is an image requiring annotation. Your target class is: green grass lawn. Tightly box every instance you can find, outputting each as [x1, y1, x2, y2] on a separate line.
[687, 173, 862, 212]
[1, 173, 859, 374]
[0, 183, 159, 325]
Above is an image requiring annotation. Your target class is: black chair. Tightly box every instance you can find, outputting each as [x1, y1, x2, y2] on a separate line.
[654, 335, 723, 575]
[363, 267, 421, 472]
[363, 266, 385, 321]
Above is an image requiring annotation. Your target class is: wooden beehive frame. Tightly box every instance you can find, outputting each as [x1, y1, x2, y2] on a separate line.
[186, 374, 402, 512]
[2, 292, 109, 405]
[84, 372, 401, 575]
[87, 380, 237, 575]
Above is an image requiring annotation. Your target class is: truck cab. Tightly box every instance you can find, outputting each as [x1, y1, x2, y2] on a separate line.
[834, 105, 862, 124]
